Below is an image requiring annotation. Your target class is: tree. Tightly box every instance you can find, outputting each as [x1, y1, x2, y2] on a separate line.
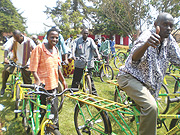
[45, 0, 84, 39]
[0, 0, 26, 38]
[150, 0, 180, 35]
[100, 0, 150, 44]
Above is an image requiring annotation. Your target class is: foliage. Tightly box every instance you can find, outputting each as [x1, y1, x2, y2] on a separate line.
[99, 0, 150, 43]
[150, 0, 180, 18]
[0, 0, 26, 38]
[92, 4, 124, 36]
[44, 0, 84, 39]
[150, 0, 180, 35]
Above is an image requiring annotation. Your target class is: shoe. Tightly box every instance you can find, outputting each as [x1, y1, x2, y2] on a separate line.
[1, 88, 5, 97]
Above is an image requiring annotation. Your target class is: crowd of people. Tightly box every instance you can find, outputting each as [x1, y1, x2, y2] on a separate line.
[0, 12, 179, 135]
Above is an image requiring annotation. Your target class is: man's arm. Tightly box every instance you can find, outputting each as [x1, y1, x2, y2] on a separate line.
[71, 40, 77, 60]
[59, 35, 69, 64]
[31, 71, 41, 85]
[4, 50, 9, 64]
[58, 66, 68, 89]
[132, 26, 160, 61]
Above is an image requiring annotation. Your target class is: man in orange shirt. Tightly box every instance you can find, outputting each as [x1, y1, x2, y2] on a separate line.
[29, 27, 67, 128]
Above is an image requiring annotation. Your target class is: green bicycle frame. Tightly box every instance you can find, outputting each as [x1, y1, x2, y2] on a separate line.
[22, 93, 55, 135]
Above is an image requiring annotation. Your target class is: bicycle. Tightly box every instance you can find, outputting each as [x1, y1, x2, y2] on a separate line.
[92, 58, 114, 82]
[164, 72, 180, 95]
[116, 49, 131, 65]
[75, 57, 93, 94]
[64, 88, 180, 134]
[1, 61, 22, 99]
[2, 61, 28, 118]
[20, 84, 79, 135]
[108, 50, 124, 68]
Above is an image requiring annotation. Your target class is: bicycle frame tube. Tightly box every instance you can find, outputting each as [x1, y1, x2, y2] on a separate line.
[166, 123, 180, 135]
[82, 72, 88, 90]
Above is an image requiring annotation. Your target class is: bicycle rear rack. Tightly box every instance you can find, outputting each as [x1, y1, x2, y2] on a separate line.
[65, 91, 129, 112]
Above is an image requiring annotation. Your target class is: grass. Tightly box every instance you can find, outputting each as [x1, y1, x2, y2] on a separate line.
[0, 47, 179, 135]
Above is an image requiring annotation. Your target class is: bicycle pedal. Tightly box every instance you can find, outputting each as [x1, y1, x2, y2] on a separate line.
[14, 110, 22, 113]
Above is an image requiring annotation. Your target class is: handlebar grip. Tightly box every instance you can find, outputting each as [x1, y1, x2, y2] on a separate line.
[20, 84, 45, 91]
[20, 84, 36, 88]
[69, 88, 79, 92]
[169, 97, 180, 103]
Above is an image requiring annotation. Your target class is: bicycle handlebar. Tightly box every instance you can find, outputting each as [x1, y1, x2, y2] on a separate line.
[20, 84, 79, 97]
[2, 61, 29, 69]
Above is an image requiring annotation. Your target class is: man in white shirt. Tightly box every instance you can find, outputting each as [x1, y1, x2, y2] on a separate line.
[1, 30, 36, 96]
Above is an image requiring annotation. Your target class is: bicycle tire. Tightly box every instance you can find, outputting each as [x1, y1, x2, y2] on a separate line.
[174, 79, 180, 94]
[117, 52, 126, 64]
[11, 84, 14, 98]
[15, 84, 20, 118]
[74, 100, 112, 134]
[22, 99, 31, 134]
[169, 110, 180, 135]
[10, 75, 16, 98]
[100, 65, 114, 82]
[83, 75, 92, 94]
[44, 127, 61, 135]
[157, 83, 170, 114]
[114, 52, 125, 68]
[57, 81, 64, 112]
[163, 73, 177, 93]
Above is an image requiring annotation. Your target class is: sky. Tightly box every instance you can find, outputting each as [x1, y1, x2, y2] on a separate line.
[11, 0, 58, 34]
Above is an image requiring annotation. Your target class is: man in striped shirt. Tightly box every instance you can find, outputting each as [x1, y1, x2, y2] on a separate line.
[1, 30, 36, 96]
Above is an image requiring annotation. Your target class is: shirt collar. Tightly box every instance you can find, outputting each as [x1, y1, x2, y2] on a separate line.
[42, 43, 57, 56]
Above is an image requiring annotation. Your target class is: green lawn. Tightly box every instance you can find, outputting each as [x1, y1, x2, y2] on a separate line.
[0, 47, 178, 135]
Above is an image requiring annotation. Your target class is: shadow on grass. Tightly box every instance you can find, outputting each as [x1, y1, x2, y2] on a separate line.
[0, 96, 25, 135]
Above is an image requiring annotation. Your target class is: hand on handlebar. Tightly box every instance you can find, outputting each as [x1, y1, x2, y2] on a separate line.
[4, 58, 9, 64]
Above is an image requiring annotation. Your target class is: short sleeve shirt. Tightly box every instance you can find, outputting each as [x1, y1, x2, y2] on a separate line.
[29, 44, 61, 90]
[73, 37, 97, 68]
[118, 29, 180, 94]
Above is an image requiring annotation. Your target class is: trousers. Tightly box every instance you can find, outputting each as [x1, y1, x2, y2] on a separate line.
[117, 73, 157, 135]
[71, 67, 98, 95]
[1, 64, 32, 89]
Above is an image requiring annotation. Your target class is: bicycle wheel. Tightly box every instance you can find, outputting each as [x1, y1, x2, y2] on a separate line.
[57, 81, 64, 112]
[169, 111, 180, 135]
[83, 75, 92, 94]
[10, 75, 16, 98]
[163, 73, 177, 93]
[114, 86, 129, 105]
[117, 52, 126, 65]
[114, 53, 124, 68]
[157, 83, 170, 114]
[74, 100, 112, 134]
[15, 84, 20, 118]
[100, 65, 114, 82]
[44, 127, 61, 135]
[22, 99, 31, 134]
[174, 78, 180, 94]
